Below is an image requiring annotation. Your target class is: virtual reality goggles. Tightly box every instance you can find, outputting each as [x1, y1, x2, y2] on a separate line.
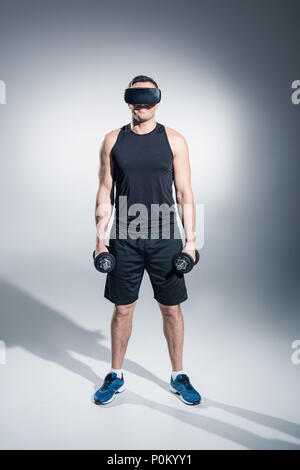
[124, 87, 161, 105]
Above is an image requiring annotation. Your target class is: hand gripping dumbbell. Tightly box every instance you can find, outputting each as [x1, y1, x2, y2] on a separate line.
[93, 248, 116, 273]
[172, 249, 200, 274]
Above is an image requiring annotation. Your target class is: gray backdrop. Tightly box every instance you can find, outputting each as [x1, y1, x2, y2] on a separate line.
[0, 0, 300, 450]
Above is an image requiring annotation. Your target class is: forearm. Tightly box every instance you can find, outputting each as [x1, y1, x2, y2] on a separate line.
[176, 189, 196, 247]
[95, 187, 113, 250]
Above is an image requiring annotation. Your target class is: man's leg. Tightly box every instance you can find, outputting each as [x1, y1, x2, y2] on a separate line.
[111, 301, 136, 369]
[158, 302, 184, 371]
[95, 237, 144, 405]
[145, 236, 201, 405]
[158, 301, 201, 405]
[94, 301, 136, 405]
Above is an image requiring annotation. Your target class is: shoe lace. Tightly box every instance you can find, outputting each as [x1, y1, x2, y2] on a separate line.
[179, 374, 194, 390]
[101, 374, 115, 390]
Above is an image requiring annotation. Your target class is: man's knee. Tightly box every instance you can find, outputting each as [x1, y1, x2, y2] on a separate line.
[159, 303, 181, 317]
[114, 301, 136, 318]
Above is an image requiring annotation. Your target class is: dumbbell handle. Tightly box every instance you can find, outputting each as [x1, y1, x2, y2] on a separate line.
[93, 246, 110, 258]
[181, 249, 200, 264]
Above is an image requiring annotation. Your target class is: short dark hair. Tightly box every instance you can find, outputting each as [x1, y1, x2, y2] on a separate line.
[127, 75, 158, 88]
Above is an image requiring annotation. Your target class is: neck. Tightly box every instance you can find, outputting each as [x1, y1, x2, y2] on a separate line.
[130, 118, 157, 135]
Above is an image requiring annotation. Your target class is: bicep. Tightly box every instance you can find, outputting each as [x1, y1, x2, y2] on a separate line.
[98, 135, 114, 192]
[173, 136, 192, 195]
[96, 135, 115, 207]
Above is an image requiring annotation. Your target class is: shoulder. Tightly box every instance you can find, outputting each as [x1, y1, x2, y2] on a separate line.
[102, 127, 123, 152]
[104, 127, 122, 146]
[164, 126, 188, 155]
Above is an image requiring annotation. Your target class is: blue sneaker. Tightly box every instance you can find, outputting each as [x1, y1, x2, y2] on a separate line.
[170, 374, 201, 405]
[94, 372, 125, 405]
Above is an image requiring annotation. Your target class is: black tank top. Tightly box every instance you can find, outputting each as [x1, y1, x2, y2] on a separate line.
[111, 122, 177, 236]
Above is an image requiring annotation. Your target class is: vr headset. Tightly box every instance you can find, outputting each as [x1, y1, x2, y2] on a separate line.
[124, 87, 161, 105]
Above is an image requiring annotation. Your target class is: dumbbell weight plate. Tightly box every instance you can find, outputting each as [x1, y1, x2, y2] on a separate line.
[172, 252, 194, 274]
[93, 249, 116, 273]
[172, 249, 200, 274]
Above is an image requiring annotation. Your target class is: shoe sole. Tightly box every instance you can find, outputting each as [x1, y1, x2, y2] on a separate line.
[170, 384, 201, 406]
[94, 384, 125, 405]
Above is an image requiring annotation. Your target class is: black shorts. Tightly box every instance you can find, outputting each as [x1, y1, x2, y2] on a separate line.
[104, 237, 188, 306]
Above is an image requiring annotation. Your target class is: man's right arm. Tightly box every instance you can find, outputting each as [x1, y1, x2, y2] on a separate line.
[95, 131, 118, 255]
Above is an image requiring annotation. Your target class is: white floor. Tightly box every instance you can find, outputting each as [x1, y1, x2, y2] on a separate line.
[0, 252, 300, 450]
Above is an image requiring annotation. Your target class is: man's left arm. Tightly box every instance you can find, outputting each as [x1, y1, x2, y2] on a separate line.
[172, 133, 196, 261]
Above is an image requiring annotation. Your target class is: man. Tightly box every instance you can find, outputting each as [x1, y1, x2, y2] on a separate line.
[94, 75, 201, 405]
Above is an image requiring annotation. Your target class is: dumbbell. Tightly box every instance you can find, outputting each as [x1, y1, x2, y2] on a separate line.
[172, 249, 200, 274]
[93, 247, 116, 273]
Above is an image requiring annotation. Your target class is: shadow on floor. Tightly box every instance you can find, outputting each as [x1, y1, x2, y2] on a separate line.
[0, 277, 299, 450]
